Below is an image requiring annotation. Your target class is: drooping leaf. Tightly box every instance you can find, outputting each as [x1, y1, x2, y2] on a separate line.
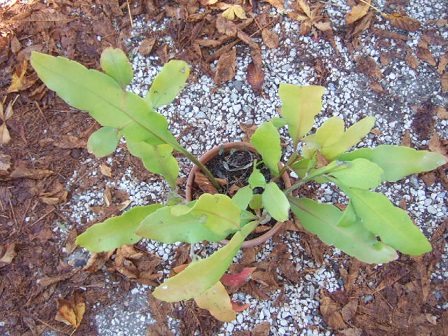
[321, 116, 376, 160]
[342, 187, 432, 255]
[338, 145, 448, 182]
[100, 48, 133, 88]
[152, 221, 258, 302]
[262, 182, 290, 222]
[194, 281, 236, 322]
[324, 158, 383, 189]
[315, 117, 345, 147]
[146, 60, 190, 109]
[87, 126, 120, 157]
[289, 197, 398, 264]
[278, 84, 325, 145]
[30, 52, 180, 147]
[136, 204, 230, 243]
[250, 122, 281, 176]
[127, 141, 179, 188]
[76, 205, 163, 252]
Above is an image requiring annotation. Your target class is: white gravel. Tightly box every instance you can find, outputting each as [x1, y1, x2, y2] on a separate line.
[50, 0, 447, 335]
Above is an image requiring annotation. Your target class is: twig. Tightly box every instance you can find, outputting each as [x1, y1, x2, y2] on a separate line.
[126, 0, 134, 29]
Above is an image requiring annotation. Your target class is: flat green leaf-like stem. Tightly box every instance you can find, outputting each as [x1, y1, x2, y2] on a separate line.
[289, 197, 398, 264]
[76, 205, 163, 252]
[338, 145, 448, 182]
[152, 221, 258, 302]
[250, 121, 281, 176]
[342, 187, 432, 255]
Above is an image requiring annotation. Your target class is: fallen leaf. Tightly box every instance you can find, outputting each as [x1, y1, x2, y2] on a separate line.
[7, 60, 35, 92]
[341, 300, 358, 322]
[261, 28, 279, 49]
[216, 15, 238, 36]
[221, 267, 256, 287]
[9, 165, 53, 180]
[436, 107, 448, 120]
[139, 37, 156, 56]
[320, 289, 348, 329]
[252, 321, 271, 336]
[0, 153, 11, 174]
[55, 292, 85, 329]
[437, 53, 447, 74]
[406, 53, 420, 69]
[218, 3, 247, 21]
[441, 72, 448, 92]
[346, 0, 371, 24]
[214, 48, 237, 85]
[0, 124, 11, 145]
[247, 49, 265, 92]
[264, 0, 285, 11]
[83, 251, 114, 273]
[0, 243, 17, 267]
[428, 132, 446, 155]
[383, 13, 421, 32]
[356, 56, 383, 80]
[417, 47, 437, 66]
[100, 162, 112, 177]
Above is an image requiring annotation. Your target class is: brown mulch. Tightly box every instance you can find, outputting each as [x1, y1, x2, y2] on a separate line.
[0, 1, 447, 335]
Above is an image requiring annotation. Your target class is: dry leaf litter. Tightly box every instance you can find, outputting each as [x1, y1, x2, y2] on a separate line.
[1, 0, 447, 335]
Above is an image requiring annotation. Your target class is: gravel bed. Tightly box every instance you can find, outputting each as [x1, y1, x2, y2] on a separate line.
[53, 0, 447, 335]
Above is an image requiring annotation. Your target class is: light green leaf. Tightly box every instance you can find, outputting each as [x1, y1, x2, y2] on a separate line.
[324, 158, 383, 189]
[315, 117, 345, 147]
[338, 145, 448, 182]
[278, 84, 325, 145]
[189, 194, 241, 234]
[342, 187, 432, 255]
[100, 48, 133, 88]
[76, 204, 163, 252]
[250, 122, 281, 176]
[289, 197, 398, 264]
[248, 167, 266, 189]
[127, 141, 179, 188]
[232, 186, 253, 210]
[152, 221, 258, 302]
[146, 60, 190, 109]
[87, 126, 120, 157]
[194, 281, 236, 322]
[30, 52, 181, 148]
[136, 204, 230, 243]
[262, 182, 290, 222]
[249, 194, 263, 210]
[321, 116, 376, 161]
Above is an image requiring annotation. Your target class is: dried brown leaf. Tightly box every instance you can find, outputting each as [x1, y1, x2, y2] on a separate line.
[83, 251, 114, 273]
[9, 165, 53, 179]
[0, 124, 11, 145]
[320, 290, 348, 329]
[441, 72, 448, 93]
[0, 243, 17, 267]
[55, 292, 85, 329]
[252, 322, 271, 336]
[7, 60, 35, 93]
[261, 28, 279, 49]
[428, 132, 446, 155]
[356, 56, 383, 80]
[0, 153, 11, 174]
[406, 53, 420, 69]
[139, 37, 156, 56]
[100, 162, 112, 177]
[214, 48, 236, 84]
[346, 0, 371, 24]
[297, 0, 311, 17]
[417, 47, 437, 66]
[264, 0, 285, 11]
[341, 300, 358, 322]
[216, 15, 238, 36]
[437, 53, 448, 74]
[194, 171, 223, 194]
[383, 13, 422, 32]
[436, 107, 448, 120]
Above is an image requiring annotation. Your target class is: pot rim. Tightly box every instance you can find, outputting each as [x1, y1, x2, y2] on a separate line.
[186, 141, 291, 248]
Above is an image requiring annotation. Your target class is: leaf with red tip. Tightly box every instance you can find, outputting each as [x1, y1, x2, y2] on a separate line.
[221, 267, 256, 287]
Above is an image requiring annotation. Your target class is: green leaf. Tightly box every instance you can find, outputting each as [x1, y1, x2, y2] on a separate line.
[136, 204, 230, 243]
[146, 60, 190, 109]
[100, 48, 133, 88]
[249, 194, 263, 210]
[87, 126, 120, 157]
[342, 187, 432, 255]
[30, 52, 181, 148]
[338, 145, 448, 182]
[289, 197, 398, 264]
[324, 158, 383, 189]
[278, 84, 325, 145]
[189, 194, 241, 234]
[248, 167, 266, 189]
[152, 221, 258, 302]
[76, 204, 163, 252]
[315, 117, 345, 147]
[232, 186, 253, 210]
[262, 182, 290, 222]
[250, 122, 281, 176]
[127, 141, 179, 188]
[321, 116, 376, 161]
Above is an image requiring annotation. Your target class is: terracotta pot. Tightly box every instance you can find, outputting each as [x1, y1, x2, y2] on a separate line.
[186, 142, 291, 248]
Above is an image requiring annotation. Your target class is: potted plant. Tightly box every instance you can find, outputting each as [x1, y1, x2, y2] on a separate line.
[30, 48, 447, 321]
